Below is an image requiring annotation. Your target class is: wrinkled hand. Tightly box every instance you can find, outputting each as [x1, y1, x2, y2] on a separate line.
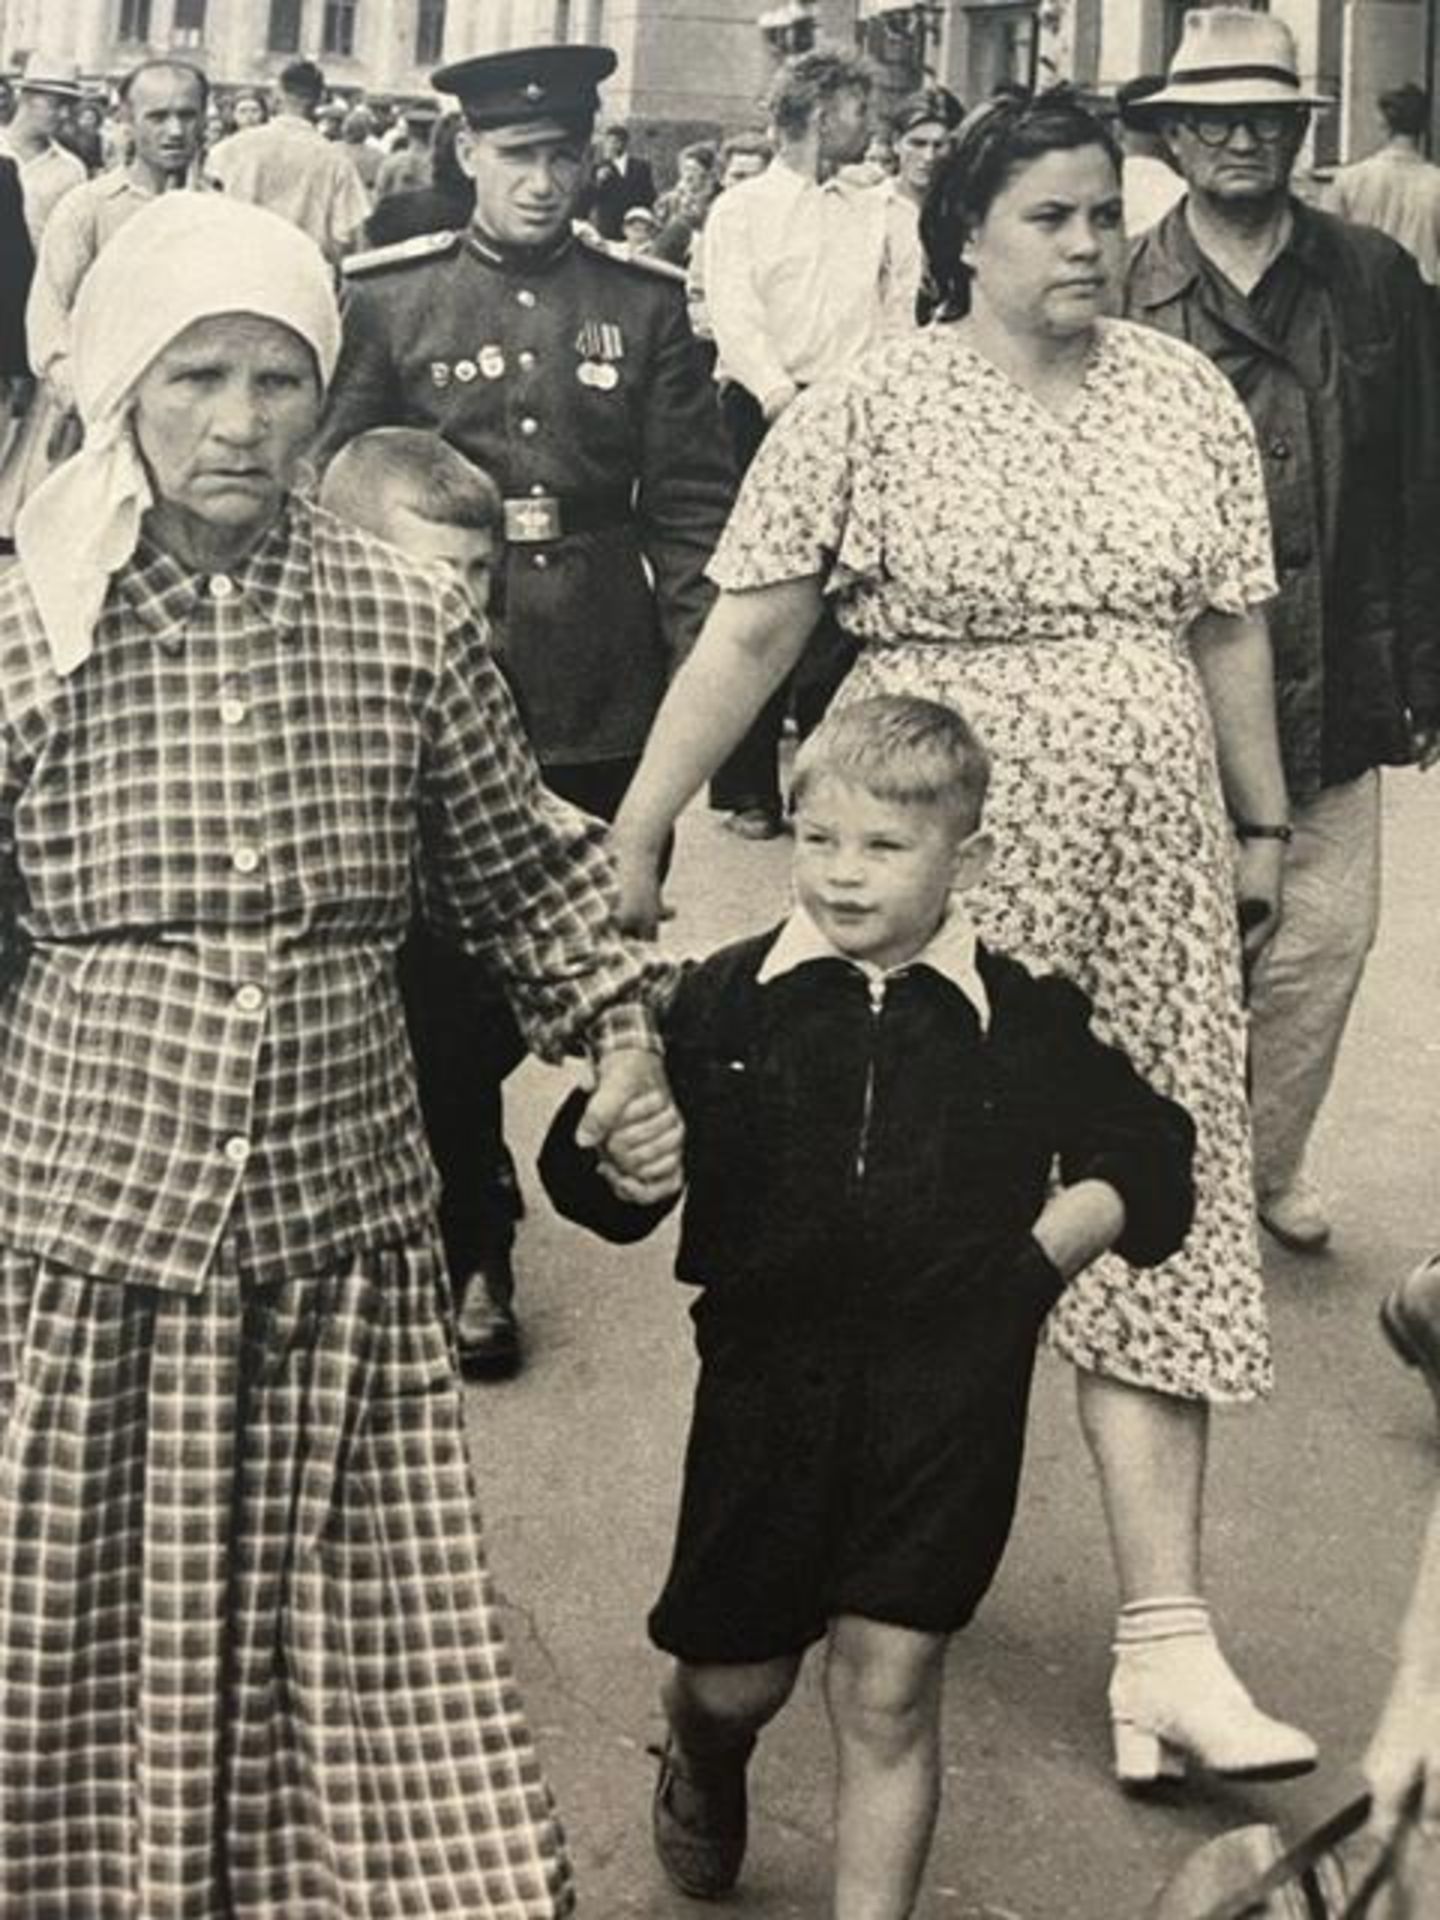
[575, 1050, 684, 1204]
[1236, 838, 1284, 965]
[1365, 1669, 1440, 1847]
[1411, 722, 1440, 773]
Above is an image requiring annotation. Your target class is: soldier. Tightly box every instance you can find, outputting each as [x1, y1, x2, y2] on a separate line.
[315, 42, 734, 1375]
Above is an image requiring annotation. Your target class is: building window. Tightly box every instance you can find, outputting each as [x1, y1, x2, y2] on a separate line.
[268, 0, 303, 51]
[554, 0, 571, 42]
[172, 0, 206, 47]
[415, 0, 446, 64]
[118, 0, 153, 42]
[323, 0, 358, 55]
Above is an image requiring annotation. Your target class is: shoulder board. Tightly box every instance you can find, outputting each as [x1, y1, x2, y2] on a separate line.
[341, 229, 461, 277]
[575, 230, 688, 285]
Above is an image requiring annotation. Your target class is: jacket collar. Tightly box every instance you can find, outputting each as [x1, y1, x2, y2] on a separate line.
[1131, 192, 1325, 310]
[120, 493, 312, 651]
[757, 900, 991, 1029]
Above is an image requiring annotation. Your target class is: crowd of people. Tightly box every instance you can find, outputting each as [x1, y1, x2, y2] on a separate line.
[0, 10, 1437, 1917]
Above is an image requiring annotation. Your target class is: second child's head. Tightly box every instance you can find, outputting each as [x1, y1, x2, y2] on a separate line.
[788, 696, 992, 972]
[319, 428, 503, 616]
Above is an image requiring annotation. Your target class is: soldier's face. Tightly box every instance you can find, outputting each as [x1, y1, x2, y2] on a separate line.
[458, 119, 589, 249]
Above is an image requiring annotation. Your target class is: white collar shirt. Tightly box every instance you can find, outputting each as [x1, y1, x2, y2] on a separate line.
[756, 899, 991, 1029]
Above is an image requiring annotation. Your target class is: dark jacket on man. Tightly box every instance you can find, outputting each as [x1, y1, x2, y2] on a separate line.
[0, 156, 34, 376]
[1126, 197, 1440, 802]
[582, 152, 656, 241]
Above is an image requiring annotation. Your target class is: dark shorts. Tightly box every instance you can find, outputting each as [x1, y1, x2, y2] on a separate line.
[648, 1236, 1063, 1665]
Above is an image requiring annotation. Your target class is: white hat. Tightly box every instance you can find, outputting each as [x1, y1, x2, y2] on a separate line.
[1134, 9, 1331, 117]
[18, 54, 84, 99]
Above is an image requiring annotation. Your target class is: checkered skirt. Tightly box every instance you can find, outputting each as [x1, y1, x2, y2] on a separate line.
[0, 1241, 574, 1919]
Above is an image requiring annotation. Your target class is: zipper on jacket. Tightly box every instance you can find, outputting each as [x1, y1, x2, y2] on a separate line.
[853, 976, 887, 1185]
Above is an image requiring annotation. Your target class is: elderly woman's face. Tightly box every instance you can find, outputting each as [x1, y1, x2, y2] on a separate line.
[132, 314, 320, 547]
[961, 143, 1122, 339]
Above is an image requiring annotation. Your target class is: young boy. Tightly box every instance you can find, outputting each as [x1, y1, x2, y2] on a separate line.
[542, 695, 1197, 1918]
[320, 429, 525, 1378]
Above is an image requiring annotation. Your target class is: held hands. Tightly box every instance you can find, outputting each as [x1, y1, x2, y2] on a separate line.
[1030, 1179, 1126, 1284]
[575, 1049, 685, 1205]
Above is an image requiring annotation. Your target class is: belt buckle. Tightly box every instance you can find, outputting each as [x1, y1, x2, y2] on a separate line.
[504, 495, 561, 543]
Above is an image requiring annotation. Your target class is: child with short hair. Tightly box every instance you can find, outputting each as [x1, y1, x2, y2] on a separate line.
[542, 694, 1197, 1918]
[320, 428, 527, 1377]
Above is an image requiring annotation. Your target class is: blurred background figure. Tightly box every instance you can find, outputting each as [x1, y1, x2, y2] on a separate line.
[340, 103, 382, 194]
[206, 57, 368, 264]
[882, 84, 963, 327]
[374, 101, 439, 203]
[582, 122, 655, 239]
[0, 56, 87, 243]
[230, 87, 268, 129]
[1330, 83, 1440, 285]
[652, 140, 717, 266]
[361, 107, 473, 245]
[621, 202, 660, 256]
[1116, 73, 1185, 233]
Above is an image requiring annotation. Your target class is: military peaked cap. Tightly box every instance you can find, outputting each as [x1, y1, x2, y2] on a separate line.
[431, 44, 617, 128]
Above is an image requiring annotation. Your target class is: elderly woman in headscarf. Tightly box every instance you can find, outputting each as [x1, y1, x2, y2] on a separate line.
[0, 192, 677, 1919]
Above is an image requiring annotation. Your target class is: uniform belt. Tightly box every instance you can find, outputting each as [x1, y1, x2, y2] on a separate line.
[502, 489, 633, 544]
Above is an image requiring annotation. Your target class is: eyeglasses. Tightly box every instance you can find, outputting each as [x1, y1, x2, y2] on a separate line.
[1182, 107, 1304, 147]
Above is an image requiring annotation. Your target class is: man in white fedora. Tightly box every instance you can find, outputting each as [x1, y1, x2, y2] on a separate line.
[1126, 8, 1440, 1258]
[0, 56, 87, 241]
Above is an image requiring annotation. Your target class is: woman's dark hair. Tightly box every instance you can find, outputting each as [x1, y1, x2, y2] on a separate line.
[920, 85, 1120, 319]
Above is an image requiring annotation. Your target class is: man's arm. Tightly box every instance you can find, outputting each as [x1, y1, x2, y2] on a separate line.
[633, 279, 737, 668]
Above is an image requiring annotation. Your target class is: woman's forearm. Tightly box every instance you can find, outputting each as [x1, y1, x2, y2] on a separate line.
[613, 576, 825, 854]
[1190, 607, 1289, 824]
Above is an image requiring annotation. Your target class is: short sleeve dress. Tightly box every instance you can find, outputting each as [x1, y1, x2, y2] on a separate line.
[709, 317, 1278, 1403]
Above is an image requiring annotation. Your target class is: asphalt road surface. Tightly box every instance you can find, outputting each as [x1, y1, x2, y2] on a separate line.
[463, 769, 1440, 1919]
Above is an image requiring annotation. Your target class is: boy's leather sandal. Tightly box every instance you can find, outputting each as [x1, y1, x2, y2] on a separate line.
[648, 1734, 755, 1900]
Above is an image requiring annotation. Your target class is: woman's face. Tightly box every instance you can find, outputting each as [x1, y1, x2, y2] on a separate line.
[132, 313, 320, 549]
[233, 93, 266, 128]
[961, 142, 1123, 340]
[896, 119, 950, 198]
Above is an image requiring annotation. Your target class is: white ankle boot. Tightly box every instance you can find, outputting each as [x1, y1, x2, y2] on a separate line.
[1108, 1599, 1318, 1786]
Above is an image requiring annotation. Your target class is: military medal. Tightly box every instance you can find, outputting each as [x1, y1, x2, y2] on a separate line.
[479, 344, 506, 379]
[454, 358, 479, 384]
[430, 361, 451, 389]
[592, 363, 619, 390]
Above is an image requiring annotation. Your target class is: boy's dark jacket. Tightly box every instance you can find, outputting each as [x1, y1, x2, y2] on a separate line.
[541, 925, 1196, 1323]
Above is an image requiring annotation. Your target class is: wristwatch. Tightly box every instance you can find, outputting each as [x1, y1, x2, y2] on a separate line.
[1233, 821, 1294, 843]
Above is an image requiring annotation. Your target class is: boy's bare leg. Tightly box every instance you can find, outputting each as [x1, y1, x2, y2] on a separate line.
[825, 1615, 948, 1920]
[662, 1652, 802, 1761]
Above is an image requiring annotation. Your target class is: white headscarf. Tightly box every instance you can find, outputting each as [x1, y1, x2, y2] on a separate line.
[16, 192, 342, 677]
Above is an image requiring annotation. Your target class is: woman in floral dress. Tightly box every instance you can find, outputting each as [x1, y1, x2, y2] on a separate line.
[613, 90, 1316, 1786]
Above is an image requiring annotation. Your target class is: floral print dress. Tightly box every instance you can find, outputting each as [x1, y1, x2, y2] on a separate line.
[708, 317, 1278, 1402]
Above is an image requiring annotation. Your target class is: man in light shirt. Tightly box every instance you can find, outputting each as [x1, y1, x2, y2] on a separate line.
[29, 59, 209, 413]
[1330, 83, 1440, 285]
[700, 46, 890, 837]
[206, 58, 368, 264]
[0, 58, 88, 244]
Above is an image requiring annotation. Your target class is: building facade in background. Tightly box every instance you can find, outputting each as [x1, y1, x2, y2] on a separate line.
[0, 0, 1430, 165]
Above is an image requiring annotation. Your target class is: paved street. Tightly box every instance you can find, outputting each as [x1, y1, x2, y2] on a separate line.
[463, 769, 1440, 1919]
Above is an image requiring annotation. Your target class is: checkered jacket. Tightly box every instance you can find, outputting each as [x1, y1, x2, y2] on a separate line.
[0, 496, 662, 1293]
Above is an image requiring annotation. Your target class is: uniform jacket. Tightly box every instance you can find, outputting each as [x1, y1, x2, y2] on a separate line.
[1126, 199, 1440, 801]
[542, 920, 1196, 1328]
[316, 227, 735, 767]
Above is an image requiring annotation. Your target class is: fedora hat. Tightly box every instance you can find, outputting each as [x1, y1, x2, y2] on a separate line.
[17, 53, 84, 99]
[1133, 9, 1331, 118]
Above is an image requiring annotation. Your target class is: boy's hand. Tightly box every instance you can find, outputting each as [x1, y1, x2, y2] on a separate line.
[576, 1051, 685, 1203]
[1031, 1180, 1126, 1283]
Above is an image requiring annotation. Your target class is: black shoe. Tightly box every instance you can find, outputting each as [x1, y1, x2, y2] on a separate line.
[648, 1734, 752, 1900]
[454, 1256, 522, 1380]
[723, 806, 783, 841]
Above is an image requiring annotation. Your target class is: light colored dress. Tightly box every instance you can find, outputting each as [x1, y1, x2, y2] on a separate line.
[708, 317, 1279, 1403]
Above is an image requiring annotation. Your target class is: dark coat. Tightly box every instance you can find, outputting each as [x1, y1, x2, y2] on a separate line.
[1125, 199, 1440, 801]
[582, 154, 656, 241]
[0, 157, 33, 377]
[316, 226, 735, 767]
[542, 929, 1196, 1327]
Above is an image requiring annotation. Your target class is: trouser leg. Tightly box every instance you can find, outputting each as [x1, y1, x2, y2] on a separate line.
[1248, 770, 1382, 1198]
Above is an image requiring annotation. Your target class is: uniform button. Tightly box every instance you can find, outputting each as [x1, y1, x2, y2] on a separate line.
[232, 844, 261, 874]
[209, 574, 236, 600]
[519, 416, 539, 437]
[529, 482, 547, 496]
[516, 288, 536, 308]
[532, 553, 549, 571]
[234, 983, 265, 1013]
[1268, 438, 1291, 461]
[220, 697, 247, 726]
[518, 349, 537, 370]
[223, 1134, 250, 1166]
